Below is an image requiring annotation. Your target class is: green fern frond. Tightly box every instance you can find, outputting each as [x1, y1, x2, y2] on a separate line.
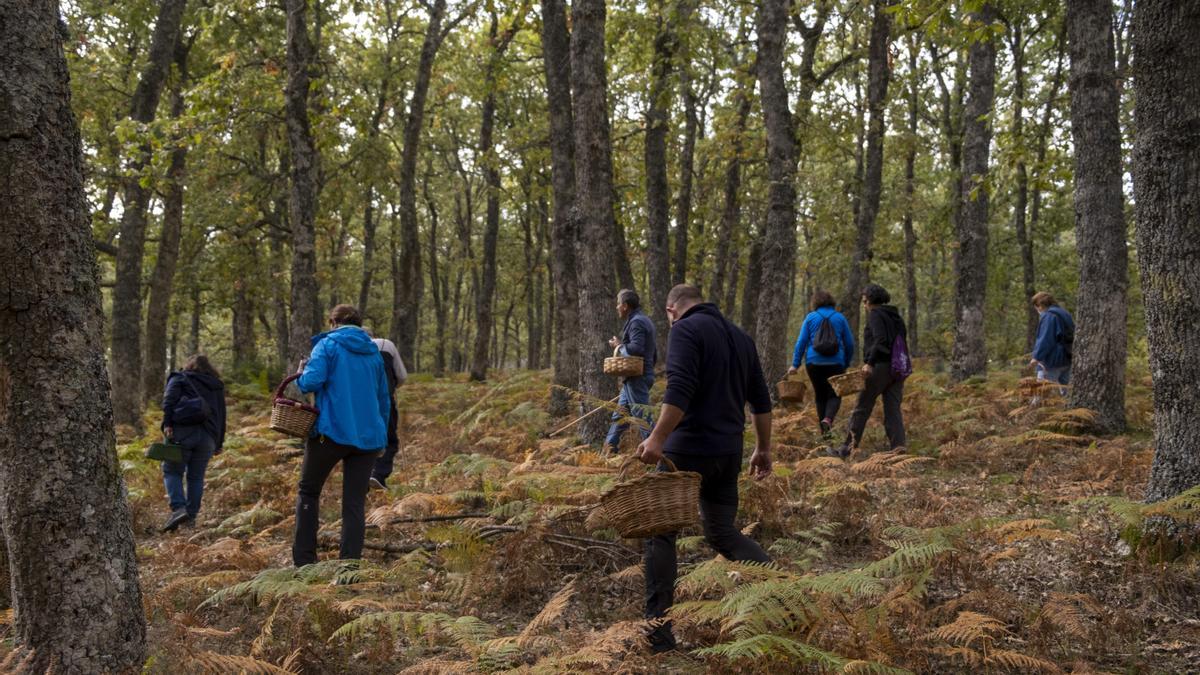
[694, 633, 850, 669]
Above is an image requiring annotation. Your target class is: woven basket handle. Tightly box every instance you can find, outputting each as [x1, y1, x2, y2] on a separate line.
[274, 372, 302, 400]
[616, 455, 677, 481]
[612, 345, 623, 357]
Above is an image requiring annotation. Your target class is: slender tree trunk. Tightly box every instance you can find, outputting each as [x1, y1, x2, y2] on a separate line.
[142, 42, 189, 405]
[285, 0, 321, 370]
[841, 0, 893, 333]
[740, 231, 763, 331]
[903, 38, 920, 356]
[710, 83, 751, 316]
[1008, 21, 1035, 352]
[269, 227, 289, 366]
[950, 3, 998, 382]
[643, 0, 674, 364]
[672, 0, 698, 285]
[541, 0, 581, 413]
[393, 0, 450, 366]
[189, 283, 201, 354]
[754, 0, 800, 390]
[1027, 41, 1066, 349]
[424, 173, 447, 377]
[110, 0, 189, 427]
[1067, 0, 1128, 431]
[358, 31, 397, 319]
[0, 1, 146, 667]
[572, 0, 620, 440]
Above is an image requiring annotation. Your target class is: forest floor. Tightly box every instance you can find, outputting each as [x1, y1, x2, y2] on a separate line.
[45, 363, 1200, 672]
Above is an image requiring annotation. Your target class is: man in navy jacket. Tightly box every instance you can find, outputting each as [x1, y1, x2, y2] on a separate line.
[635, 284, 773, 652]
[604, 289, 656, 452]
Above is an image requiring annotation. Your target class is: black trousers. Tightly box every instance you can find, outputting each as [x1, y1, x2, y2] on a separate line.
[372, 398, 400, 481]
[644, 453, 771, 620]
[805, 363, 846, 423]
[292, 435, 380, 566]
[845, 365, 906, 450]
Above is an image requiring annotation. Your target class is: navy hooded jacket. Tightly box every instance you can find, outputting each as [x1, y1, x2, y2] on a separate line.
[162, 371, 227, 451]
[619, 308, 657, 374]
[297, 326, 390, 451]
[1032, 305, 1074, 369]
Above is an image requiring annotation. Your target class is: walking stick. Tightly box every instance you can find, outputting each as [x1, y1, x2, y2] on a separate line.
[547, 396, 620, 438]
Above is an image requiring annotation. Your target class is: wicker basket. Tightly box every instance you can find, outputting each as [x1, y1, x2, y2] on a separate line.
[829, 370, 866, 398]
[777, 377, 806, 403]
[270, 373, 319, 438]
[590, 457, 700, 538]
[603, 346, 643, 378]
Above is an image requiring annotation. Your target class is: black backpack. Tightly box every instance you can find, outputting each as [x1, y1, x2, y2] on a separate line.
[812, 312, 840, 357]
[172, 373, 212, 425]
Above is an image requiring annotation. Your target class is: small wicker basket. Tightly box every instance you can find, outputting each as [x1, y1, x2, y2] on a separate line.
[270, 373, 319, 438]
[777, 376, 806, 403]
[588, 457, 700, 538]
[603, 346, 643, 378]
[829, 370, 866, 398]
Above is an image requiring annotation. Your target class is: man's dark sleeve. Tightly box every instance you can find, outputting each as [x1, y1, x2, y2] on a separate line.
[625, 316, 648, 357]
[662, 323, 699, 411]
[865, 312, 890, 365]
[161, 375, 181, 429]
[746, 340, 773, 415]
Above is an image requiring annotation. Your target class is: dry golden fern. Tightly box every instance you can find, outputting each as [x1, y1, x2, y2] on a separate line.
[986, 648, 1063, 673]
[988, 519, 1078, 544]
[983, 547, 1021, 567]
[1039, 408, 1100, 434]
[366, 492, 451, 527]
[850, 451, 931, 476]
[185, 625, 241, 638]
[518, 579, 577, 646]
[190, 651, 296, 674]
[249, 601, 282, 658]
[1035, 592, 1104, 640]
[607, 563, 643, 585]
[397, 657, 478, 674]
[924, 611, 1010, 647]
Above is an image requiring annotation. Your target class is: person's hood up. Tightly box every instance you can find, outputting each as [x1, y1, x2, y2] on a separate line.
[311, 326, 380, 355]
[178, 371, 223, 391]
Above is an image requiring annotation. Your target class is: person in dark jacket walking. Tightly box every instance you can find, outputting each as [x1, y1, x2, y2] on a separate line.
[833, 283, 908, 458]
[1030, 292, 1074, 392]
[370, 336, 407, 490]
[160, 354, 227, 532]
[637, 285, 773, 652]
[292, 304, 390, 567]
[787, 290, 856, 435]
[604, 289, 657, 453]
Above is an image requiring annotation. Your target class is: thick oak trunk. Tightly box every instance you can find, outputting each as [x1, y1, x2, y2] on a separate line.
[1132, 1, 1200, 503]
[1067, 0, 1128, 431]
[950, 4, 998, 382]
[0, 1, 146, 668]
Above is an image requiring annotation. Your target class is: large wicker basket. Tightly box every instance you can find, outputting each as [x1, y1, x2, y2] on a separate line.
[777, 376, 807, 403]
[588, 458, 700, 538]
[603, 346, 643, 378]
[829, 370, 866, 398]
[270, 373, 319, 438]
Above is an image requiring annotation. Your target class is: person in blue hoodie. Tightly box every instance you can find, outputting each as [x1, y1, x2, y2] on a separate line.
[160, 354, 227, 532]
[787, 290, 856, 436]
[291, 304, 390, 567]
[1030, 291, 1075, 395]
[604, 289, 656, 453]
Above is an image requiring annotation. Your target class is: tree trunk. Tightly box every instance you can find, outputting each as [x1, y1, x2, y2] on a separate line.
[142, 41, 189, 405]
[393, 0, 450, 367]
[357, 18, 398, 319]
[110, 0, 189, 428]
[1008, 20, 1036, 352]
[1134, 2, 1200, 503]
[672, 0, 698, 285]
[841, 0, 893, 334]
[1028, 43, 1066, 353]
[740, 231, 763, 331]
[643, 0, 674, 365]
[709, 78, 751, 321]
[950, 3, 998, 382]
[903, 38, 920, 356]
[754, 0, 800, 390]
[269, 228, 290, 366]
[571, 0, 620, 441]
[189, 283, 202, 354]
[232, 280, 257, 371]
[285, 0, 321, 370]
[425, 171, 447, 377]
[0, 1, 146, 667]
[1067, 0, 1128, 432]
[541, 0, 581, 415]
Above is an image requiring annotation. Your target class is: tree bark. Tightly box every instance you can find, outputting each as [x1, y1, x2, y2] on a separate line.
[392, 0, 451, 367]
[740, 231, 763, 331]
[643, 0, 675, 365]
[841, 0, 893, 334]
[142, 40, 189, 406]
[571, 0, 620, 441]
[541, 0, 581, 414]
[1132, 1, 1200, 502]
[1007, 20, 1037, 352]
[1028, 41, 1066, 353]
[710, 86, 751, 308]
[754, 0, 800, 390]
[672, 0, 697, 285]
[285, 0, 321, 370]
[425, 169, 447, 377]
[0, 1, 146, 668]
[232, 279, 257, 371]
[1067, 0, 1128, 432]
[903, 38, 920, 356]
[110, 0, 189, 428]
[950, 3, 998, 382]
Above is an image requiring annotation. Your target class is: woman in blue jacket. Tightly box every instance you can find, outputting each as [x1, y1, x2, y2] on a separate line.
[787, 290, 855, 435]
[291, 304, 391, 567]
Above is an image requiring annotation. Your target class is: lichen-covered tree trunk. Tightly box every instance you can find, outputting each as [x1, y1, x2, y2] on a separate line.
[643, 0, 674, 365]
[0, 1, 146, 668]
[1133, 0, 1200, 503]
[541, 0, 580, 415]
[571, 0, 619, 441]
[903, 38, 920, 356]
[285, 0, 321, 369]
[110, 0, 189, 427]
[950, 3, 998, 382]
[754, 0, 799, 391]
[1067, 0, 1128, 432]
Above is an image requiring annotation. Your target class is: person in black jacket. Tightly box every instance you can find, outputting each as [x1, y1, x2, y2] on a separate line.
[832, 283, 907, 458]
[636, 284, 773, 653]
[369, 336, 407, 490]
[160, 354, 227, 531]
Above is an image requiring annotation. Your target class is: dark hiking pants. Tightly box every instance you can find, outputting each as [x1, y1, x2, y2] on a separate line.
[806, 363, 846, 424]
[293, 435, 380, 566]
[845, 365, 906, 450]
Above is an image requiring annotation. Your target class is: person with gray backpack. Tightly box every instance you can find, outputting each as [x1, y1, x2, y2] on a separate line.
[787, 290, 855, 436]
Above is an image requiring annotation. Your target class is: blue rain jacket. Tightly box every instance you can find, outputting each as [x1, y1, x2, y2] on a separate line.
[791, 308, 856, 368]
[297, 326, 390, 451]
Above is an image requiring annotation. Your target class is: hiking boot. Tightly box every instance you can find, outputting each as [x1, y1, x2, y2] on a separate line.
[645, 622, 677, 654]
[369, 476, 386, 491]
[819, 418, 833, 437]
[161, 508, 189, 532]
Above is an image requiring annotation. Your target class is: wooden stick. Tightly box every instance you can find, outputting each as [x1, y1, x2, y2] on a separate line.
[547, 396, 620, 437]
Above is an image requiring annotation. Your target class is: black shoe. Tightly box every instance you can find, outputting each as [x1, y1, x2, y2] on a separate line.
[161, 508, 189, 532]
[819, 418, 832, 436]
[369, 476, 386, 490]
[180, 514, 197, 529]
[646, 621, 677, 654]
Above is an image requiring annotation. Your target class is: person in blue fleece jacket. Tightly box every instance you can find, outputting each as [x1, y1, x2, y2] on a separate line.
[787, 289, 856, 435]
[291, 304, 390, 567]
